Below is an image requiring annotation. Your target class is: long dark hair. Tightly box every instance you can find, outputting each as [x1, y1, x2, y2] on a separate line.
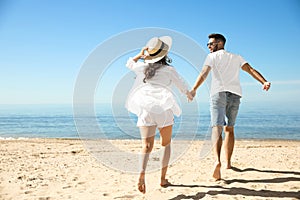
[143, 56, 172, 83]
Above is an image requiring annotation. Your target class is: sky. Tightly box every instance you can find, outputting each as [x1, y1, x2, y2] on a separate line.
[0, 0, 299, 111]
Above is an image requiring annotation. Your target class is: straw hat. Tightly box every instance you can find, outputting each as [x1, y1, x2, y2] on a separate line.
[144, 36, 172, 63]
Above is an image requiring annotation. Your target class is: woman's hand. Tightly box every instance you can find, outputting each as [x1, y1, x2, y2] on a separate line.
[133, 47, 148, 62]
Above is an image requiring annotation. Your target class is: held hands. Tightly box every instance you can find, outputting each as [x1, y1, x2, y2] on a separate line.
[186, 91, 194, 102]
[190, 89, 196, 98]
[186, 89, 196, 102]
[263, 82, 271, 91]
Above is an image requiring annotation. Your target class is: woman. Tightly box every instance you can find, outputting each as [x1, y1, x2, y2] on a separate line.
[125, 36, 193, 194]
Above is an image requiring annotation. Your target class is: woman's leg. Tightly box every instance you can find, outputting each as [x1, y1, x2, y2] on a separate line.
[158, 125, 172, 186]
[138, 125, 156, 193]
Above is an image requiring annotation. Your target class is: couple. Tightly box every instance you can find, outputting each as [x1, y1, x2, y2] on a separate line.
[125, 33, 271, 194]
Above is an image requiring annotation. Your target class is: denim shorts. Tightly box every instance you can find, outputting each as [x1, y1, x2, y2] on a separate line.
[210, 91, 241, 127]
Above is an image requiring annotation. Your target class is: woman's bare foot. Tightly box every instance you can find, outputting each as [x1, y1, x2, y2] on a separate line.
[212, 162, 221, 181]
[137, 179, 146, 194]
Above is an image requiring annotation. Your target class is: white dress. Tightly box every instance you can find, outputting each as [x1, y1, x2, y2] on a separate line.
[125, 58, 189, 117]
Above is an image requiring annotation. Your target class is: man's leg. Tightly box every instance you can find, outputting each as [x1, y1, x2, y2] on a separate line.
[224, 92, 240, 169]
[223, 126, 235, 169]
[211, 125, 223, 180]
[210, 92, 226, 180]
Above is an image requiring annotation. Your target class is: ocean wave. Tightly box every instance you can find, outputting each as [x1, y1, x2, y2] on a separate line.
[0, 137, 31, 140]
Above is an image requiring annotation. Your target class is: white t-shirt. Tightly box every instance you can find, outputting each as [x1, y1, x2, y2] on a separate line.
[204, 50, 247, 97]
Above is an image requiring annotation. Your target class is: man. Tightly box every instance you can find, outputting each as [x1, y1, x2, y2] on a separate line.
[191, 33, 271, 180]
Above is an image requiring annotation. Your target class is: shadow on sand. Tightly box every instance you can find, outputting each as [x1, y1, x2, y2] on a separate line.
[167, 167, 300, 200]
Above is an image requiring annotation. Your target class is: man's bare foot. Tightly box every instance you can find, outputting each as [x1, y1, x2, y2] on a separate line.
[160, 179, 171, 188]
[138, 179, 146, 194]
[212, 162, 221, 181]
[226, 162, 232, 169]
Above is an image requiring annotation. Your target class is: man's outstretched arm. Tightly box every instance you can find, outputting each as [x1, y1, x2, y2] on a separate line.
[241, 63, 271, 91]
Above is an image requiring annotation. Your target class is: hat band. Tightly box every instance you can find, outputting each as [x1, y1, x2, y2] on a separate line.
[149, 42, 165, 57]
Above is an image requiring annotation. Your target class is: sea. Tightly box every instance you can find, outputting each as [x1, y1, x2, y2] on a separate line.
[0, 103, 299, 140]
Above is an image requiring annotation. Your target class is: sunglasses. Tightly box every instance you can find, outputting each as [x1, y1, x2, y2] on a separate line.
[207, 42, 218, 47]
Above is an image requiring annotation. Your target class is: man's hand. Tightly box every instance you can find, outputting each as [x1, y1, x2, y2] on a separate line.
[263, 82, 271, 91]
[190, 89, 196, 97]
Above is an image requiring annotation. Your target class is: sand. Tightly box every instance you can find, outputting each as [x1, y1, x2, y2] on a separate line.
[0, 138, 299, 200]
